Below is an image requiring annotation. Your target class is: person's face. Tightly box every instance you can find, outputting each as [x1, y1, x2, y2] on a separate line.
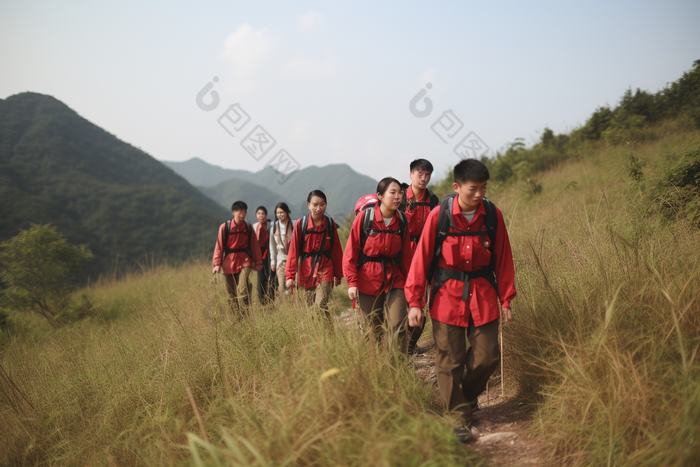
[410, 170, 432, 190]
[256, 210, 267, 223]
[379, 182, 403, 211]
[308, 196, 327, 217]
[276, 208, 288, 222]
[453, 180, 488, 210]
[232, 209, 247, 223]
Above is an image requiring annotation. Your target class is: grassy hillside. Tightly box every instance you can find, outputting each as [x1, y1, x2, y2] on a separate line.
[0, 264, 479, 466]
[0, 93, 229, 276]
[3, 66, 699, 466]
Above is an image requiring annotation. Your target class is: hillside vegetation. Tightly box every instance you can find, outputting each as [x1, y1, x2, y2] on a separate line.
[0, 93, 229, 277]
[1, 64, 700, 466]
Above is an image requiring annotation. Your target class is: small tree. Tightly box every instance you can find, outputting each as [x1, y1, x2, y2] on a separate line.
[0, 224, 92, 328]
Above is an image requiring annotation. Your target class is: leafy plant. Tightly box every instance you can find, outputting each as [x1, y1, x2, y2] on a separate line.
[0, 224, 93, 327]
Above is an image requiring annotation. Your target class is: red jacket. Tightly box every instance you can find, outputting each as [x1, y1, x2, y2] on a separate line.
[405, 186, 435, 255]
[343, 208, 413, 296]
[405, 198, 516, 327]
[212, 219, 263, 274]
[255, 222, 270, 259]
[285, 214, 344, 288]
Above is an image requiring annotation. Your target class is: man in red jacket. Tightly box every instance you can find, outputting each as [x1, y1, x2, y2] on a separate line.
[403, 158, 440, 355]
[212, 201, 263, 311]
[405, 159, 516, 442]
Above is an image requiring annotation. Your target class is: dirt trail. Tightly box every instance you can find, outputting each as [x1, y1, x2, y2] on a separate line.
[413, 338, 548, 466]
[339, 308, 548, 466]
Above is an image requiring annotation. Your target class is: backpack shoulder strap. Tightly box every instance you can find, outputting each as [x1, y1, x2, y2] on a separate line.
[482, 198, 497, 245]
[360, 207, 374, 250]
[397, 210, 407, 238]
[223, 219, 232, 247]
[325, 213, 336, 251]
[299, 216, 308, 251]
[428, 190, 440, 209]
[426, 194, 456, 283]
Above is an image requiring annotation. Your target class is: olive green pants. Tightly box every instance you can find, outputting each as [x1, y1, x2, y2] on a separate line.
[358, 288, 408, 352]
[431, 316, 500, 425]
[224, 267, 253, 310]
[302, 281, 333, 327]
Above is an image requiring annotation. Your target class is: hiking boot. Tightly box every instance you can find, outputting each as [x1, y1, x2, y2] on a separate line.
[470, 400, 480, 413]
[453, 425, 475, 443]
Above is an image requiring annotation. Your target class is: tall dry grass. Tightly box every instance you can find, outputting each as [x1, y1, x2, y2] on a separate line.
[494, 125, 700, 465]
[0, 262, 480, 466]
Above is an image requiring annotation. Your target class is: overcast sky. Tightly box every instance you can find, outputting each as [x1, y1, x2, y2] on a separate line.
[2, 0, 698, 183]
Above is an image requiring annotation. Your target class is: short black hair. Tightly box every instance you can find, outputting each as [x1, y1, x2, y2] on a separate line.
[410, 158, 434, 173]
[231, 201, 248, 212]
[376, 177, 402, 196]
[454, 159, 490, 184]
[400, 182, 409, 192]
[256, 206, 267, 215]
[307, 190, 327, 204]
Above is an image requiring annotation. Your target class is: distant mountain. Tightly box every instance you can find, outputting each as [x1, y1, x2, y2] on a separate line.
[165, 158, 378, 222]
[0, 92, 229, 277]
[246, 164, 378, 222]
[162, 157, 253, 187]
[199, 179, 290, 217]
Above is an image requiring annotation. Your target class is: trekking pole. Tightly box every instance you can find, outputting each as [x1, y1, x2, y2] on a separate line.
[500, 321, 504, 398]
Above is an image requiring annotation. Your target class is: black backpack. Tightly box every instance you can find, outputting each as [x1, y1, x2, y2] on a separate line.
[426, 194, 498, 308]
[298, 214, 336, 277]
[221, 219, 253, 263]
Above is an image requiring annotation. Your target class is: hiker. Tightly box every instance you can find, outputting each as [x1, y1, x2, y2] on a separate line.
[405, 159, 516, 443]
[285, 190, 343, 325]
[270, 202, 295, 299]
[212, 201, 263, 311]
[403, 159, 441, 355]
[253, 206, 274, 305]
[343, 177, 412, 351]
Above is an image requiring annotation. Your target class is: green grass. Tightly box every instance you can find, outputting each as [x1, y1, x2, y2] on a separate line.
[0, 263, 480, 466]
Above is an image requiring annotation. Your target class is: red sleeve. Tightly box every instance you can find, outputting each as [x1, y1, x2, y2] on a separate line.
[285, 219, 302, 282]
[249, 224, 263, 271]
[494, 208, 517, 308]
[331, 221, 344, 280]
[405, 208, 439, 308]
[212, 223, 225, 268]
[342, 214, 364, 287]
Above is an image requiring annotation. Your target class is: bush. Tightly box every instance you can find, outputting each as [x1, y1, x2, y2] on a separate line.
[0, 224, 93, 327]
[648, 147, 700, 226]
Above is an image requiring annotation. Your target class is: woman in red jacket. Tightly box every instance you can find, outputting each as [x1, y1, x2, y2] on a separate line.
[343, 177, 412, 350]
[285, 190, 343, 325]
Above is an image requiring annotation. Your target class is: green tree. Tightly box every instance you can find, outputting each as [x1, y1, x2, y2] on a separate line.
[0, 224, 92, 327]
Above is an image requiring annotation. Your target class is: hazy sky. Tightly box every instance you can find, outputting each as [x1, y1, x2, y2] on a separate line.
[2, 0, 698, 183]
